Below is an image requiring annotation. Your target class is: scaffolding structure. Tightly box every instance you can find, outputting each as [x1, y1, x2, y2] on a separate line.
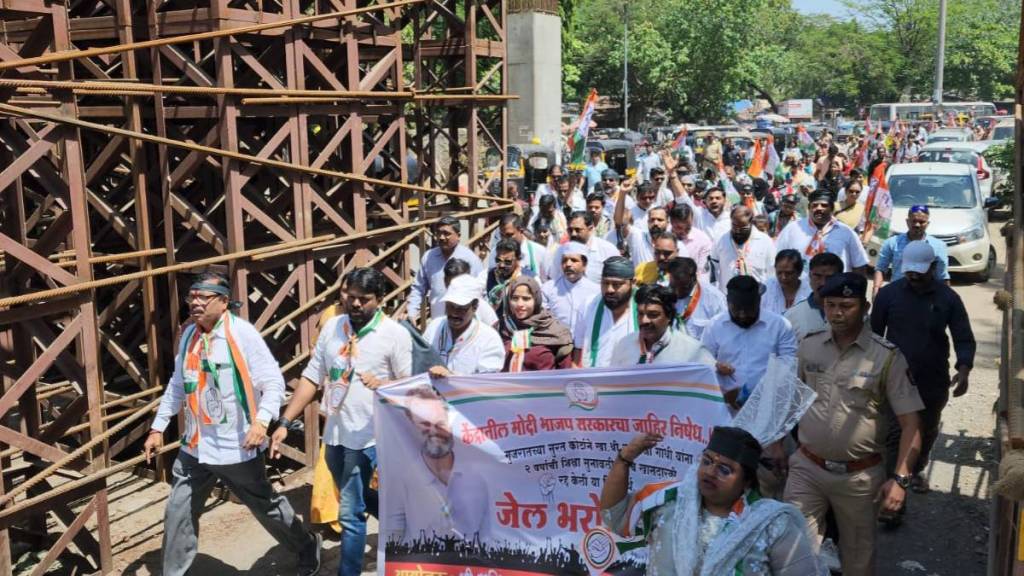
[0, 1, 509, 573]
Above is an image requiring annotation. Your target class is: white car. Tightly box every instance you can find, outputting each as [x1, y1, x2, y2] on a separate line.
[916, 141, 996, 200]
[866, 162, 999, 281]
[989, 118, 1014, 143]
[926, 127, 973, 144]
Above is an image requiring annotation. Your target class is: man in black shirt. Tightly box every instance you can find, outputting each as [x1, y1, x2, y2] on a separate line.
[871, 240, 975, 498]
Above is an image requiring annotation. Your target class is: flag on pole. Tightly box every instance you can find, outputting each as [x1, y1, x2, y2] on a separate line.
[672, 125, 688, 151]
[796, 124, 815, 153]
[747, 138, 764, 178]
[859, 161, 892, 242]
[569, 89, 598, 166]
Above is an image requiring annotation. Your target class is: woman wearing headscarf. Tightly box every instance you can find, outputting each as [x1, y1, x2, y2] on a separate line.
[496, 276, 574, 372]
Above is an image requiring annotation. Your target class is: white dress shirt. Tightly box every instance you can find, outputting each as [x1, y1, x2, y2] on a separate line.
[574, 297, 638, 368]
[541, 276, 600, 333]
[549, 236, 621, 285]
[774, 217, 869, 272]
[674, 281, 727, 341]
[623, 227, 690, 267]
[680, 194, 731, 242]
[153, 315, 285, 465]
[712, 229, 776, 288]
[760, 277, 812, 316]
[609, 328, 715, 367]
[784, 297, 829, 342]
[408, 245, 484, 319]
[422, 317, 505, 375]
[700, 311, 797, 396]
[302, 314, 412, 449]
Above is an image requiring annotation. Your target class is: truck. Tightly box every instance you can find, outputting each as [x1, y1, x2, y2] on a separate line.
[781, 99, 813, 120]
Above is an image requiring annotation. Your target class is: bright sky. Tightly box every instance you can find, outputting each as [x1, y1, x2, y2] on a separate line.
[792, 0, 857, 18]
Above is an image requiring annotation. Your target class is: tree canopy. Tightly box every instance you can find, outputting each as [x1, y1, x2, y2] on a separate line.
[561, 0, 1020, 125]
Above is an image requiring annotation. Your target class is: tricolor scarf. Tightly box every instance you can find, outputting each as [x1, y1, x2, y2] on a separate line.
[325, 310, 384, 414]
[804, 217, 835, 257]
[508, 329, 533, 373]
[638, 330, 670, 364]
[438, 318, 481, 369]
[179, 313, 257, 449]
[731, 236, 751, 276]
[677, 283, 702, 326]
[587, 296, 639, 368]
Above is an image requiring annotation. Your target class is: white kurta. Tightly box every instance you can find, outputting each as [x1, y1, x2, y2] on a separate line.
[574, 298, 639, 368]
[422, 317, 505, 375]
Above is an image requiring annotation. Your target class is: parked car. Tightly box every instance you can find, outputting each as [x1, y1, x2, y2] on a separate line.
[866, 162, 999, 282]
[988, 119, 1014, 144]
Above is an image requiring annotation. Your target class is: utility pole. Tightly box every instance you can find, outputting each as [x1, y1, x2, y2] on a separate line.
[933, 0, 947, 108]
[623, 2, 629, 130]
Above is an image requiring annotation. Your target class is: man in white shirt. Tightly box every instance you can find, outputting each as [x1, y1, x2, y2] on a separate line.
[573, 257, 639, 368]
[667, 257, 726, 340]
[601, 169, 636, 219]
[761, 249, 812, 315]
[682, 185, 731, 242]
[490, 213, 548, 281]
[408, 216, 484, 321]
[442, 260, 498, 326]
[541, 241, 600, 333]
[610, 284, 715, 366]
[271, 267, 412, 576]
[648, 167, 675, 208]
[637, 140, 662, 183]
[668, 202, 713, 278]
[701, 275, 798, 409]
[146, 271, 321, 576]
[549, 211, 620, 284]
[775, 189, 869, 275]
[384, 386, 489, 544]
[423, 275, 505, 376]
[711, 205, 776, 288]
[785, 252, 843, 342]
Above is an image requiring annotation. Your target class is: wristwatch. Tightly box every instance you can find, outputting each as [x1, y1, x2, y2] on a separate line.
[892, 474, 912, 489]
[277, 417, 292, 430]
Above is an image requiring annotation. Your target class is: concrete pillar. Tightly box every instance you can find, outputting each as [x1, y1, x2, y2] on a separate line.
[507, 0, 562, 153]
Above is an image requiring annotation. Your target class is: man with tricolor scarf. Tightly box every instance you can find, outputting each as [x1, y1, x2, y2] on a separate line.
[775, 189, 869, 277]
[273, 267, 412, 576]
[146, 270, 321, 576]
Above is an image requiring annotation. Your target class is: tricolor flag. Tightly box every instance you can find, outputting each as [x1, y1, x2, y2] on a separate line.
[860, 161, 893, 242]
[796, 124, 815, 152]
[672, 125, 688, 151]
[747, 138, 764, 178]
[569, 89, 598, 165]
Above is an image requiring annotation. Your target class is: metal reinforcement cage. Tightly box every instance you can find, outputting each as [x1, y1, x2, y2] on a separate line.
[0, 1, 511, 573]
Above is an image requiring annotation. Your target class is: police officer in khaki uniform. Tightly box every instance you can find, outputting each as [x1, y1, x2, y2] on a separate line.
[784, 273, 923, 576]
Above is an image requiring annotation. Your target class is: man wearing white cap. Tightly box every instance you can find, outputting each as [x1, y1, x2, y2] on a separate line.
[423, 275, 506, 376]
[541, 241, 600, 333]
[871, 240, 975, 499]
[549, 211, 620, 285]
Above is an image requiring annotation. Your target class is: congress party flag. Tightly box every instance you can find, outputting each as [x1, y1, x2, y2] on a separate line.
[569, 89, 598, 166]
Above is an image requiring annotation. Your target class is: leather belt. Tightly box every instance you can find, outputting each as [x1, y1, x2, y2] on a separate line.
[799, 446, 882, 474]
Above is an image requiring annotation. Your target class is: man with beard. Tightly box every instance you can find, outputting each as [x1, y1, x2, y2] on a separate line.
[490, 213, 548, 281]
[573, 257, 639, 368]
[775, 189, 869, 276]
[701, 275, 797, 410]
[787, 273, 922, 576]
[871, 241, 974, 498]
[423, 275, 505, 376]
[541, 241, 600, 332]
[614, 184, 689, 266]
[601, 168, 635, 219]
[768, 194, 799, 238]
[635, 232, 682, 286]
[272, 267, 412, 576]
[668, 203, 712, 280]
[384, 385, 489, 544]
[785, 252, 843, 342]
[485, 239, 522, 307]
[609, 284, 714, 366]
[668, 257, 726, 340]
[147, 270, 321, 576]
[548, 211, 619, 285]
[665, 161, 732, 242]
[711, 205, 776, 289]
[872, 205, 950, 299]
[408, 216, 484, 321]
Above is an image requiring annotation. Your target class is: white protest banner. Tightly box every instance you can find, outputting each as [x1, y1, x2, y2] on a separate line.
[374, 364, 731, 575]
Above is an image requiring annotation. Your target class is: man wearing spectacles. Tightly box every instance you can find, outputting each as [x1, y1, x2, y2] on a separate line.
[407, 216, 484, 322]
[145, 270, 322, 576]
[872, 205, 950, 299]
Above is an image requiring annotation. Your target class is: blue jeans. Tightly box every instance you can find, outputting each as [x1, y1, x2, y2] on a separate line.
[325, 444, 378, 576]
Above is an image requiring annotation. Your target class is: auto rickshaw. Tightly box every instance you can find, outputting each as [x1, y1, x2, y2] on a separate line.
[483, 144, 557, 196]
[585, 139, 637, 179]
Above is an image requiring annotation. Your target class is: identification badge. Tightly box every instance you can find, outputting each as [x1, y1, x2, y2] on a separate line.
[327, 382, 348, 412]
[203, 386, 226, 423]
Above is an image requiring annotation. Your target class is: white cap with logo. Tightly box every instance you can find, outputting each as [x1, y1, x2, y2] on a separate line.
[442, 274, 483, 306]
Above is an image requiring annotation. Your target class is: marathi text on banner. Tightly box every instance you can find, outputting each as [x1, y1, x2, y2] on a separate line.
[374, 364, 732, 576]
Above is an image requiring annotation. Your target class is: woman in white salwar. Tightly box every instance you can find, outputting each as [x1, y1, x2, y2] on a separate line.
[600, 357, 827, 576]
